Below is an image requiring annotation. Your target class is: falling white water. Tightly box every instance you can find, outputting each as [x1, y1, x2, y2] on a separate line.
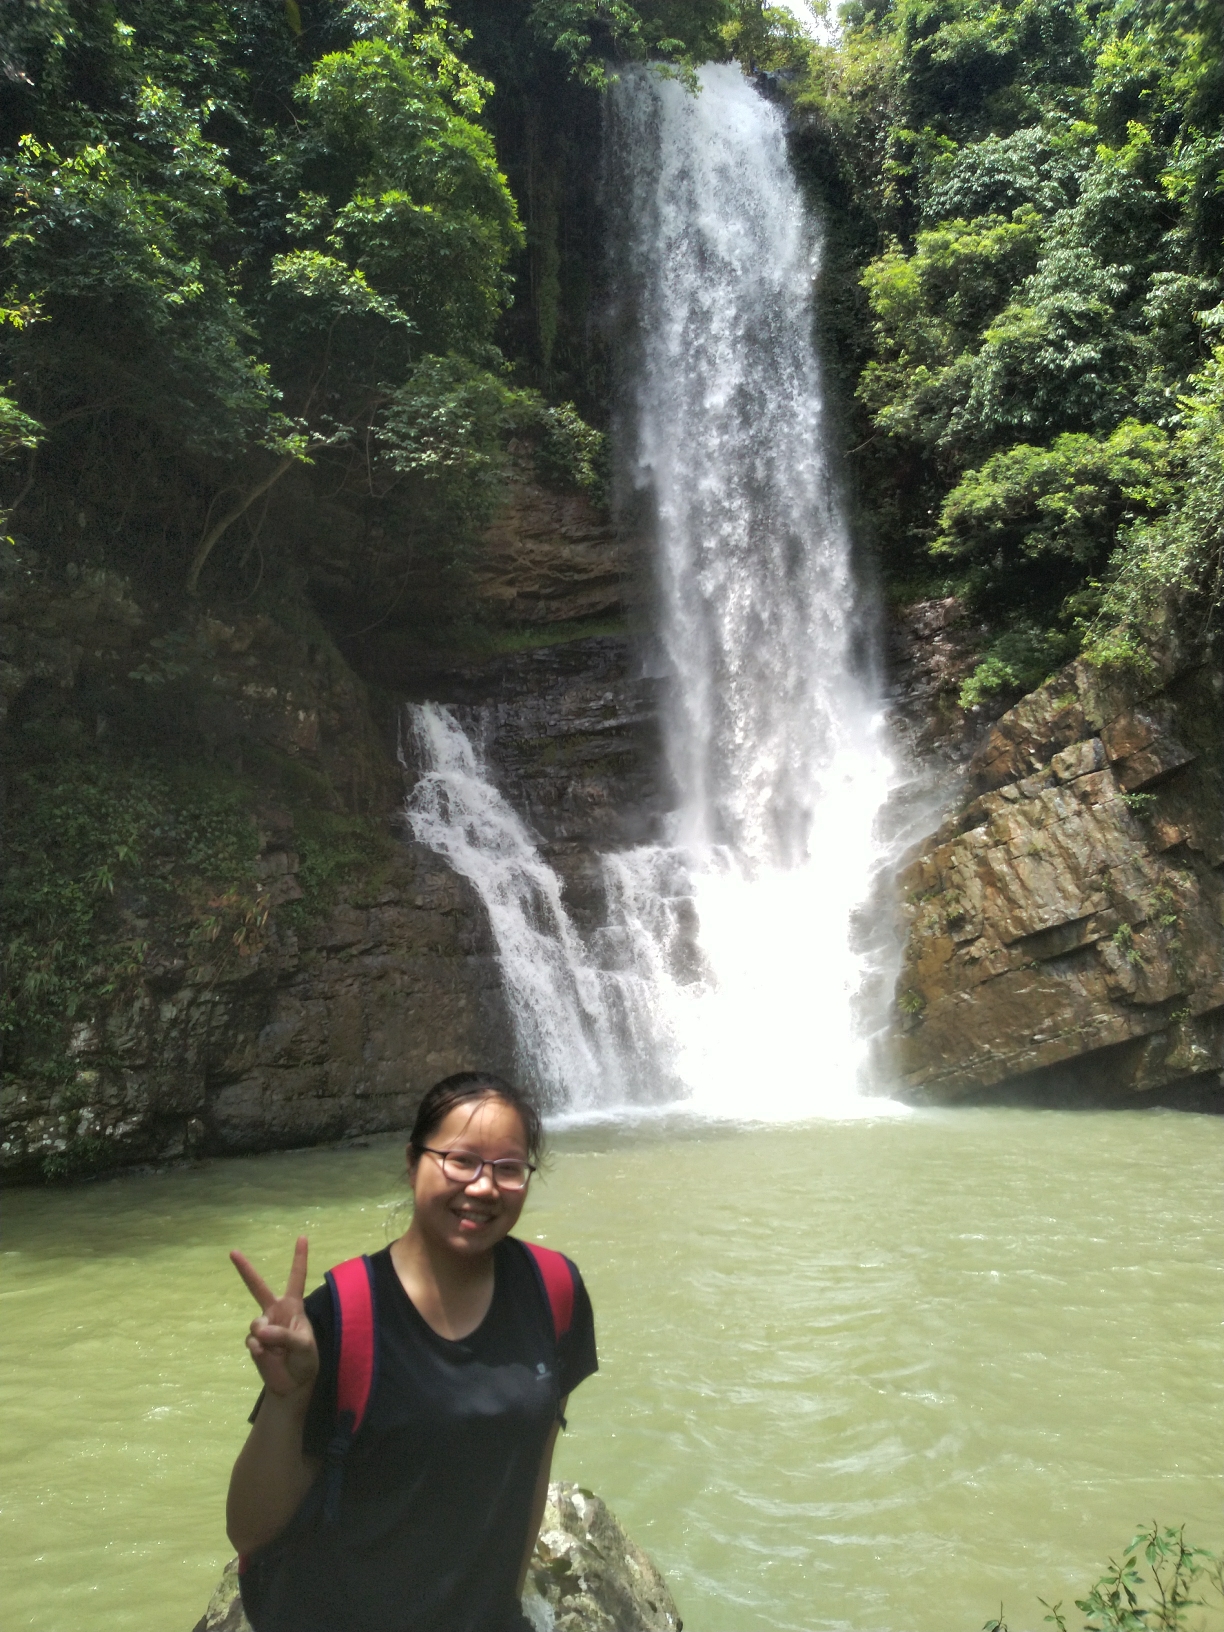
[403, 66, 903, 1122]
[402, 703, 625, 1108]
[600, 64, 901, 1118]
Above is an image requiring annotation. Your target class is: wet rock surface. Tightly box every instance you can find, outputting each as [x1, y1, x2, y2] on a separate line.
[189, 1483, 682, 1632]
[884, 595, 997, 769]
[892, 655, 1224, 1107]
[474, 455, 642, 628]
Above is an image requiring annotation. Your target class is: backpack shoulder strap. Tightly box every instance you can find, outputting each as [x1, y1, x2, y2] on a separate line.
[325, 1254, 377, 1437]
[524, 1241, 575, 1341]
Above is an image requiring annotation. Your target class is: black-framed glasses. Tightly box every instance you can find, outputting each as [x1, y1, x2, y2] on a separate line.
[418, 1146, 537, 1192]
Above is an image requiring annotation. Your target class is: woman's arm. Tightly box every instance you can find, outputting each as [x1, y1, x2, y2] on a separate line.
[517, 1397, 567, 1597]
[227, 1386, 321, 1552]
[226, 1238, 322, 1554]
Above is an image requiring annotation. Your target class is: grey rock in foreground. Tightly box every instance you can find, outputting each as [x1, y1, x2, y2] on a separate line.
[190, 1482, 681, 1632]
[523, 1483, 681, 1632]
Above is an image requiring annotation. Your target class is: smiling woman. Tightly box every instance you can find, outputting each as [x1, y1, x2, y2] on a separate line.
[224, 1072, 597, 1632]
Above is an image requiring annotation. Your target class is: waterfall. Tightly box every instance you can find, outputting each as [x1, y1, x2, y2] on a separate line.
[600, 65, 900, 1116]
[403, 65, 901, 1120]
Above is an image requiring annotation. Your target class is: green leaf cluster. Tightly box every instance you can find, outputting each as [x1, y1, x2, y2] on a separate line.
[526, 1, 742, 88]
[983, 1520, 1224, 1632]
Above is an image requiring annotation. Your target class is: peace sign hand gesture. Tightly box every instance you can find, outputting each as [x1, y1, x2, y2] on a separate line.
[230, 1236, 319, 1399]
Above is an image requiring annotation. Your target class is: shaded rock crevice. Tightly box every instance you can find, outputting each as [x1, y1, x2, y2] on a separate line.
[474, 451, 642, 628]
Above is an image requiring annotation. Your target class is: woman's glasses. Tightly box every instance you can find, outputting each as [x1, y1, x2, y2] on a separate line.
[419, 1147, 536, 1191]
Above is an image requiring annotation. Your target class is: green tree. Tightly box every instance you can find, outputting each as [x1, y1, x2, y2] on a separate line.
[795, 0, 1223, 697]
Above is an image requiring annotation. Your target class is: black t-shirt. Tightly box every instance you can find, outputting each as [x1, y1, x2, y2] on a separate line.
[247, 1237, 597, 1632]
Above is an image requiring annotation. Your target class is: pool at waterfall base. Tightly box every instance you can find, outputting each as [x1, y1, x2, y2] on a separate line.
[3, 1107, 1221, 1632]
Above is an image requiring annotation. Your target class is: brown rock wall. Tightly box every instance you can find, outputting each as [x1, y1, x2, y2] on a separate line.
[893, 656, 1224, 1106]
[3, 554, 662, 1181]
[474, 456, 640, 627]
[1, 843, 512, 1181]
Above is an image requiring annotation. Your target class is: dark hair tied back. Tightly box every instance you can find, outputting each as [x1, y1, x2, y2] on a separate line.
[409, 1071, 545, 1162]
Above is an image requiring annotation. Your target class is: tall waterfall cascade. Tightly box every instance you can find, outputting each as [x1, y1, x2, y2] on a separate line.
[405, 65, 902, 1120]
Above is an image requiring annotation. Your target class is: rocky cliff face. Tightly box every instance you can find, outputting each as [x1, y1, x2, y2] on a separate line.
[891, 652, 1224, 1108]
[2, 472, 657, 1182]
[4, 842, 513, 1180]
[474, 453, 639, 629]
[0, 552, 522, 1182]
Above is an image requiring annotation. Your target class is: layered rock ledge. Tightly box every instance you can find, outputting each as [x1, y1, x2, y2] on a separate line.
[893, 655, 1224, 1107]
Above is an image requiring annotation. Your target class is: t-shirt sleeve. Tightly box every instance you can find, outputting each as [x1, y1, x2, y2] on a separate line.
[246, 1282, 337, 1461]
[557, 1259, 598, 1399]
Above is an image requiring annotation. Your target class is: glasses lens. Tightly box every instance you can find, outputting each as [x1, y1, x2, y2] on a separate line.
[442, 1151, 481, 1181]
[491, 1161, 530, 1190]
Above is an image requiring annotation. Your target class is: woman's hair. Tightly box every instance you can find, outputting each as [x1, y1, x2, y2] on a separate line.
[408, 1071, 545, 1163]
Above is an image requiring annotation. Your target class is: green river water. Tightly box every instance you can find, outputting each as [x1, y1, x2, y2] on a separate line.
[3, 1107, 1222, 1632]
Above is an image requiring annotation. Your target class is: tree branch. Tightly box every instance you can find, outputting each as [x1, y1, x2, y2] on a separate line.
[186, 455, 296, 595]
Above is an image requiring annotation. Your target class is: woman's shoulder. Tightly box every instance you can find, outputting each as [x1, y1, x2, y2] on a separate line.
[501, 1234, 585, 1278]
[304, 1246, 397, 1328]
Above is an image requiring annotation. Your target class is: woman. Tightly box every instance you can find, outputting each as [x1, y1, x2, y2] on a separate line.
[226, 1071, 598, 1632]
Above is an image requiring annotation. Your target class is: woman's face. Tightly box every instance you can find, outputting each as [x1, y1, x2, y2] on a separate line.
[407, 1095, 531, 1257]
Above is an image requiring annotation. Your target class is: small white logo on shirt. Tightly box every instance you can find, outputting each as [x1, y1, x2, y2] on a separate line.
[536, 1363, 549, 1377]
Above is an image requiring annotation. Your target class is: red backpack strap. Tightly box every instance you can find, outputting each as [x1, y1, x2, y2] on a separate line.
[325, 1255, 377, 1437]
[318, 1254, 377, 1524]
[524, 1242, 575, 1340]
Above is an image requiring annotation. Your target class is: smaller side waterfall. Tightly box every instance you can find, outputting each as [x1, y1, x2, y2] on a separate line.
[403, 704, 681, 1109]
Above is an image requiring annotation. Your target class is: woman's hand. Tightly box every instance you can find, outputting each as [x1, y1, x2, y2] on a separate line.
[230, 1236, 319, 1398]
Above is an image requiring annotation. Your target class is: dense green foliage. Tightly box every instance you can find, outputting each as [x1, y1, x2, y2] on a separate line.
[5, 0, 1219, 676]
[772, 0, 1224, 699]
[0, 0, 611, 614]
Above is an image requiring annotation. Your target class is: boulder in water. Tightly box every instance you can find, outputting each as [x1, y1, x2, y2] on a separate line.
[190, 1482, 681, 1632]
[523, 1482, 682, 1632]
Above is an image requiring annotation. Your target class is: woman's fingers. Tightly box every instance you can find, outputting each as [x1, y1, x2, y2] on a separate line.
[246, 1311, 319, 1393]
[285, 1236, 309, 1303]
[230, 1235, 310, 1312]
[247, 1315, 310, 1348]
[232, 1238, 317, 1394]
[230, 1249, 276, 1311]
